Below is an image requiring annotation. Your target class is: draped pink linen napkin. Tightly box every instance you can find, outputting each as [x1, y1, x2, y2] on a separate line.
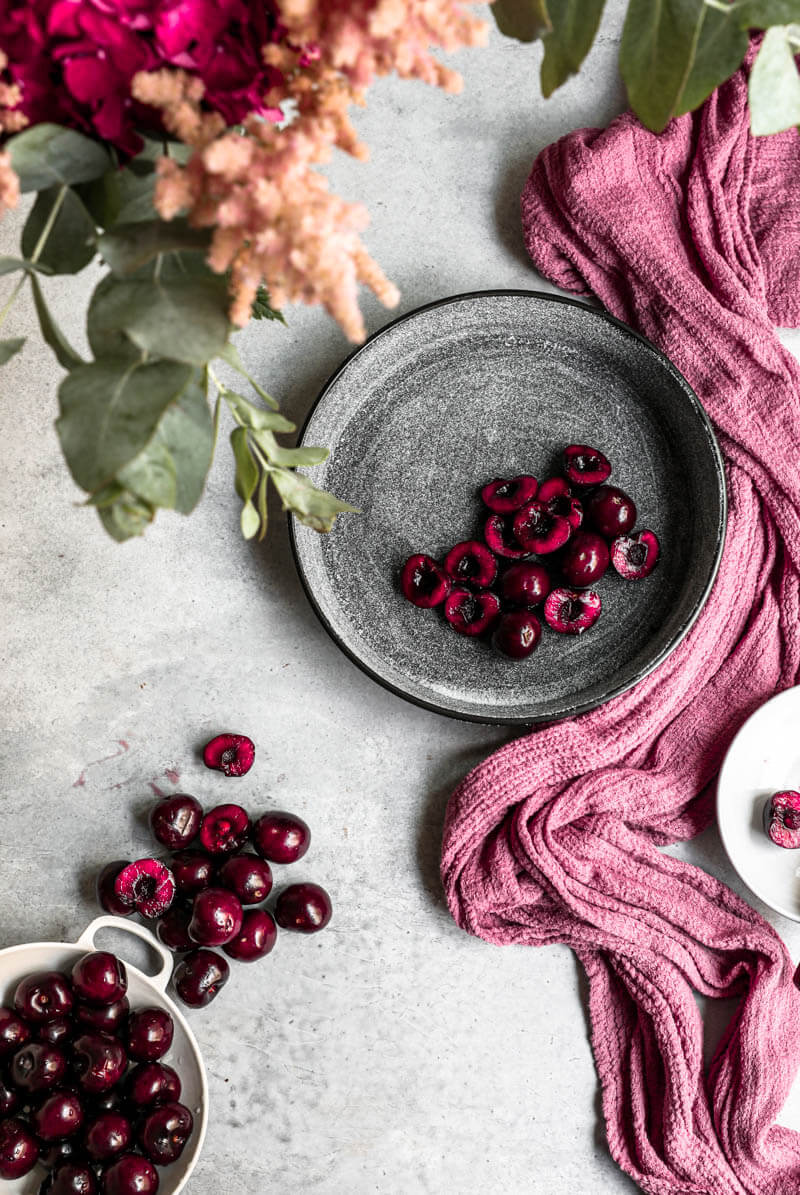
[441, 59, 800, 1195]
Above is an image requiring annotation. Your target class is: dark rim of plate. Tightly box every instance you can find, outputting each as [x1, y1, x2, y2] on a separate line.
[287, 289, 728, 726]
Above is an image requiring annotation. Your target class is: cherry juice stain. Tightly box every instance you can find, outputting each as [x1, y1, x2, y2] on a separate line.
[73, 740, 130, 788]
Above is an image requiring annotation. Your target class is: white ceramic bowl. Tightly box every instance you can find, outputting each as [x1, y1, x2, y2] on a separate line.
[717, 685, 800, 921]
[0, 916, 207, 1192]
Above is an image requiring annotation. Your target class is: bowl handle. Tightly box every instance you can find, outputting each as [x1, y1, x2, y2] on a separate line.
[75, 916, 173, 993]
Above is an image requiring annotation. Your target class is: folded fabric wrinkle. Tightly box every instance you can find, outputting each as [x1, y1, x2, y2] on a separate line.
[442, 50, 800, 1195]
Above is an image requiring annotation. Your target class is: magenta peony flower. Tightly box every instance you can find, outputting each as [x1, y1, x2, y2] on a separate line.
[0, 0, 283, 153]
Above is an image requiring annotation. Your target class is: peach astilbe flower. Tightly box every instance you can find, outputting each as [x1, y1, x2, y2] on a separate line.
[133, 1, 489, 341]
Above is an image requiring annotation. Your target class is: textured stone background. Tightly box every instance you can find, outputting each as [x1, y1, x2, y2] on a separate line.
[2, 2, 800, 1191]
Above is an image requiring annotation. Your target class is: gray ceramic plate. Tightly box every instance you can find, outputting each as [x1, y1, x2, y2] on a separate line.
[289, 291, 726, 724]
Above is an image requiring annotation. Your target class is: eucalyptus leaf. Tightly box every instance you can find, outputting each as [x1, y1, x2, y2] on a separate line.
[99, 221, 212, 277]
[7, 124, 110, 193]
[97, 491, 156, 542]
[57, 357, 194, 492]
[0, 337, 25, 364]
[87, 274, 230, 366]
[240, 499, 261, 540]
[256, 470, 268, 542]
[30, 275, 85, 371]
[230, 426, 258, 503]
[540, 0, 605, 95]
[22, 186, 96, 274]
[491, 0, 551, 41]
[74, 173, 122, 230]
[270, 468, 358, 532]
[740, 1, 800, 26]
[217, 343, 280, 409]
[0, 257, 51, 277]
[749, 25, 800, 134]
[620, 0, 749, 132]
[252, 429, 328, 468]
[86, 482, 125, 508]
[223, 389, 295, 433]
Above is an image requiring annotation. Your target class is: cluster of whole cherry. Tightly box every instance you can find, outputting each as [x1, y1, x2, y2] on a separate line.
[401, 444, 660, 658]
[0, 950, 190, 1193]
[97, 734, 332, 1009]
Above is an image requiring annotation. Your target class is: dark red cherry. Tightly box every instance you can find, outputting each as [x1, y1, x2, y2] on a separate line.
[543, 587, 602, 634]
[71, 1034, 126, 1095]
[125, 1008, 173, 1063]
[0, 1116, 39, 1179]
[95, 861, 134, 918]
[217, 854, 273, 904]
[586, 485, 636, 538]
[480, 475, 538, 513]
[41, 1160, 97, 1194]
[0, 1007, 30, 1056]
[36, 1016, 74, 1047]
[275, 883, 333, 933]
[32, 1090, 84, 1141]
[72, 954, 127, 1007]
[0, 1072, 18, 1116]
[560, 531, 610, 588]
[189, 888, 243, 947]
[443, 587, 500, 637]
[149, 794, 203, 850]
[75, 999, 129, 1036]
[537, 477, 583, 530]
[38, 1138, 87, 1170]
[563, 444, 611, 487]
[498, 562, 551, 608]
[174, 950, 229, 1008]
[101, 1154, 159, 1195]
[202, 732, 255, 777]
[512, 501, 571, 554]
[198, 804, 250, 856]
[84, 1112, 131, 1161]
[11, 1042, 66, 1093]
[492, 611, 542, 659]
[252, 812, 310, 865]
[137, 1101, 193, 1166]
[155, 903, 194, 953]
[113, 860, 175, 920]
[125, 1063, 181, 1109]
[170, 850, 215, 897]
[399, 554, 451, 608]
[14, 972, 73, 1024]
[610, 530, 660, 579]
[484, 514, 529, 559]
[223, 909, 278, 962]
[443, 540, 498, 589]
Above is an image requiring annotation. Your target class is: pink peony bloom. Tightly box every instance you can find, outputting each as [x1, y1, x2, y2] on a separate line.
[0, 0, 283, 152]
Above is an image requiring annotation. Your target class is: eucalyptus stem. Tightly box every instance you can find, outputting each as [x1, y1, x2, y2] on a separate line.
[0, 183, 68, 330]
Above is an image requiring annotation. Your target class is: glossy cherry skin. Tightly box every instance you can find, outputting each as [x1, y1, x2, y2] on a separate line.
[170, 850, 215, 897]
[41, 1161, 97, 1194]
[14, 971, 73, 1024]
[39, 1138, 87, 1169]
[492, 611, 542, 659]
[125, 1063, 181, 1109]
[586, 485, 637, 538]
[36, 1016, 74, 1047]
[125, 1008, 173, 1063]
[252, 812, 310, 865]
[442, 541, 498, 590]
[75, 999, 129, 1036]
[0, 1116, 39, 1179]
[155, 903, 194, 953]
[443, 587, 501, 637]
[149, 794, 203, 850]
[560, 531, 610, 588]
[0, 1072, 18, 1117]
[84, 1112, 131, 1161]
[218, 854, 273, 904]
[275, 884, 333, 933]
[498, 562, 551, 609]
[101, 1154, 159, 1195]
[72, 954, 127, 1008]
[71, 1034, 127, 1095]
[223, 909, 278, 962]
[10, 1042, 66, 1093]
[480, 475, 538, 514]
[138, 1101, 193, 1166]
[32, 1090, 84, 1140]
[174, 950, 230, 1008]
[0, 1007, 30, 1056]
[189, 888, 243, 947]
[96, 861, 134, 918]
[562, 443, 612, 488]
[399, 554, 451, 608]
[198, 804, 250, 856]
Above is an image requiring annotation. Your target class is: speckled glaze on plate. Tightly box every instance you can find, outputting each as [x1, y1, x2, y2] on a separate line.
[289, 291, 727, 724]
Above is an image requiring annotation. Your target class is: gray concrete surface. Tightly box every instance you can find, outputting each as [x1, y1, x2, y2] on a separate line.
[2, 4, 799, 1192]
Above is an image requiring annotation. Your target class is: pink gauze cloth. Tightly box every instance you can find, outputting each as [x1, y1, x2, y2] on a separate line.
[441, 56, 800, 1195]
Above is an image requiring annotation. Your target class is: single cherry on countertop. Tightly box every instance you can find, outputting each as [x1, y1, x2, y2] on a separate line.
[149, 794, 203, 850]
[189, 888, 243, 947]
[198, 804, 250, 856]
[203, 733, 255, 777]
[275, 883, 333, 934]
[224, 909, 278, 962]
[218, 853, 273, 904]
[252, 812, 310, 865]
[174, 949, 230, 1008]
